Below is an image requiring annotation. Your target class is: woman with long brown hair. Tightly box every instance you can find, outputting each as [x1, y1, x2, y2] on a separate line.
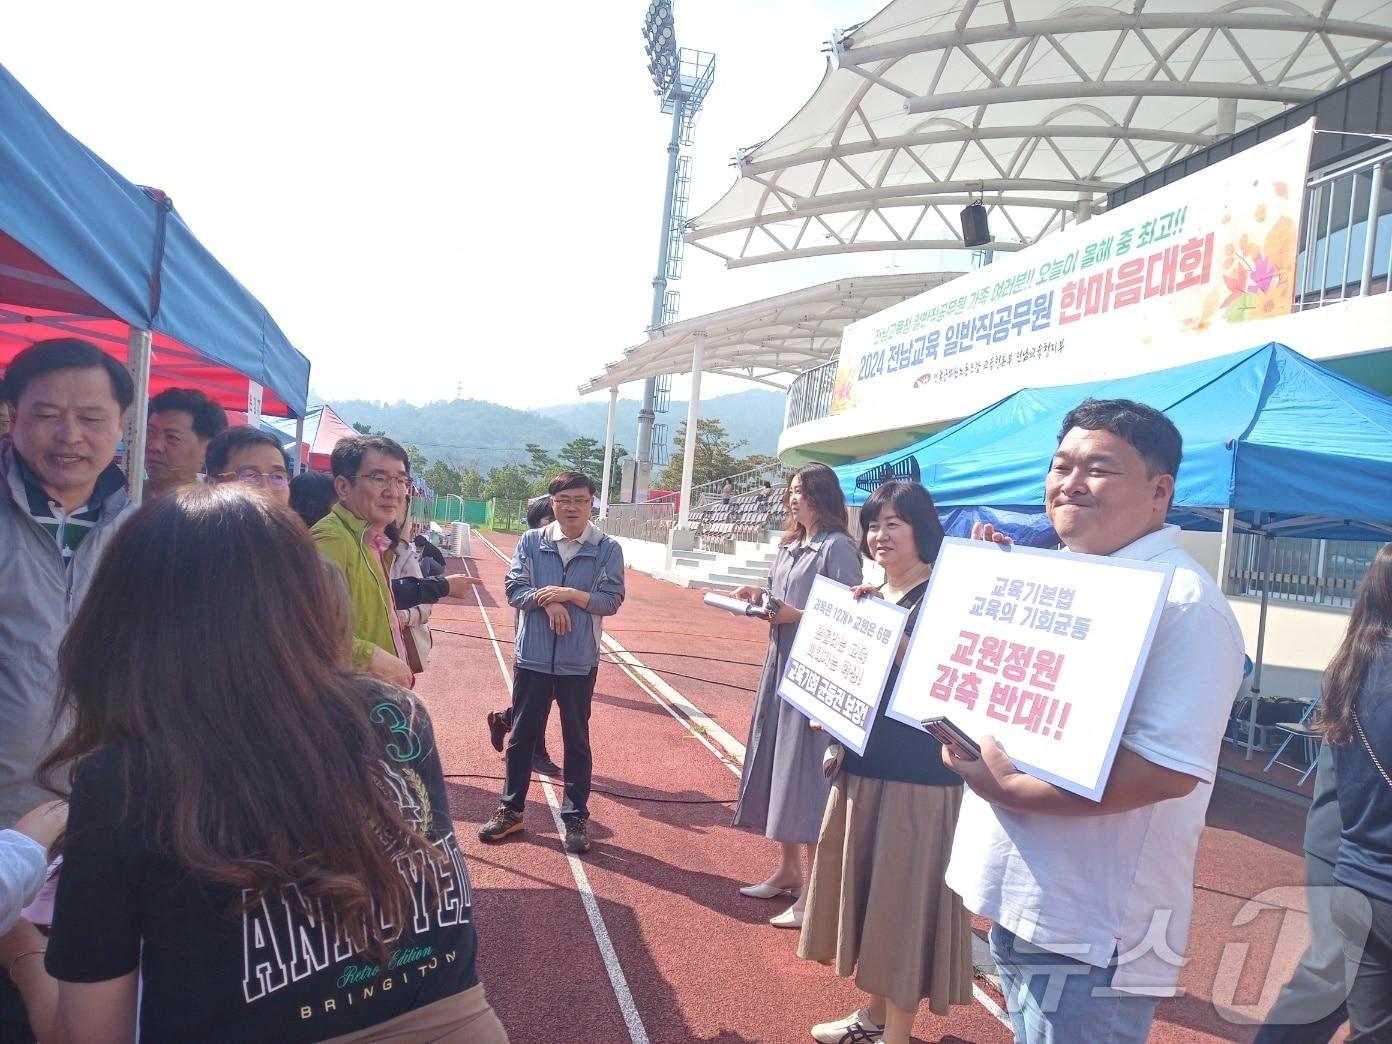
[730, 463, 862, 929]
[5, 485, 506, 1044]
[1315, 542, 1392, 1041]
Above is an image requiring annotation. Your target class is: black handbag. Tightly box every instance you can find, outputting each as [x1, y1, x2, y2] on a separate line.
[1233, 695, 1308, 726]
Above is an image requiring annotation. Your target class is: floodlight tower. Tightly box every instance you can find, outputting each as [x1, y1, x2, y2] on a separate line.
[630, 1, 714, 502]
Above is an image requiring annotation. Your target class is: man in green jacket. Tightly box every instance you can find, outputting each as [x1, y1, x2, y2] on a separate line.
[311, 436, 416, 688]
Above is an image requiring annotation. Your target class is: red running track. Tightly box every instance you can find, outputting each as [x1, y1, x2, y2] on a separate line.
[419, 531, 1331, 1044]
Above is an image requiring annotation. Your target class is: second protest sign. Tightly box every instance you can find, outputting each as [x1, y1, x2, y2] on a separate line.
[777, 575, 910, 755]
[886, 537, 1172, 800]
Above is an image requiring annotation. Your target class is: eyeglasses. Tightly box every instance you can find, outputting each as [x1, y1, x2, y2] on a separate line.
[218, 467, 290, 489]
[352, 472, 410, 491]
[552, 496, 591, 508]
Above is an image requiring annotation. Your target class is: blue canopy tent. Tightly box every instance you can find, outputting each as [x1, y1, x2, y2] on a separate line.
[838, 343, 1392, 539]
[837, 342, 1392, 755]
[0, 62, 310, 497]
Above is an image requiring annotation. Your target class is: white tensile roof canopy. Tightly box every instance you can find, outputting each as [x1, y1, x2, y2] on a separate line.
[688, 0, 1392, 268]
[578, 272, 960, 393]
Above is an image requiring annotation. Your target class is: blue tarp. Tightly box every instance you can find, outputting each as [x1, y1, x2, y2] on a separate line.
[0, 63, 309, 416]
[837, 343, 1392, 543]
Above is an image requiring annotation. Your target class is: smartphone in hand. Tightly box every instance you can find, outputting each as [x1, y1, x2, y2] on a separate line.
[921, 716, 981, 761]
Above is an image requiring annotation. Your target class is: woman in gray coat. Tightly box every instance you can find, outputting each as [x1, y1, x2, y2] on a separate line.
[731, 462, 863, 929]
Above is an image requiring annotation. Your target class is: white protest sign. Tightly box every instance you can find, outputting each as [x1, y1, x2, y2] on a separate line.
[778, 575, 910, 755]
[888, 538, 1172, 800]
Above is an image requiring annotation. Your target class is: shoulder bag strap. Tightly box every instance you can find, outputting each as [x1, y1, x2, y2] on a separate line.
[1352, 708, 1392, 793]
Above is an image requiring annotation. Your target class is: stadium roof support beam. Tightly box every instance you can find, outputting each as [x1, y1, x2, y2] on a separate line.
[687, 0, 1392, 268]
[901, 81, 1318, 115]
[578, 272, 963, 395]
[832, 13, 1392, 69]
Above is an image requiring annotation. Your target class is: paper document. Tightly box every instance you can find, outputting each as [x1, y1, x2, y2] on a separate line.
[703, 592, 761, 617]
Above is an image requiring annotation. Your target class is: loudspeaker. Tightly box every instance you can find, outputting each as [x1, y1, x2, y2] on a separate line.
[960, 201, 990, 248]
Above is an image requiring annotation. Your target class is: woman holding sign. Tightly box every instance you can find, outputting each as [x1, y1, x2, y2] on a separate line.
[799, 480, 972, 1044]
[731, 463, 863, 929]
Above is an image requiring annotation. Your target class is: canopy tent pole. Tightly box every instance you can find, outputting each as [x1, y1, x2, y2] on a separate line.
[1216, 508, 1236, 587]
[599, 387, 618, 522]
[1246, 528, 1276, 759]
[123, 327, 152, 504]
[291, 415, 305, 476]
[678, 334, 706, 529]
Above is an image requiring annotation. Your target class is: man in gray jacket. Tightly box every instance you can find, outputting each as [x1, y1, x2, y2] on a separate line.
[0, 338, 134, 829]
[478, 471, 625, 855]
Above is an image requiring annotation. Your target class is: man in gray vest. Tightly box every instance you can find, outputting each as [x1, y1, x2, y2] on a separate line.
[0, 339, 134, 828]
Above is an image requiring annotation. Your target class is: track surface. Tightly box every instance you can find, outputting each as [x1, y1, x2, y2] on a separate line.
[417, 532, 1331, 1043]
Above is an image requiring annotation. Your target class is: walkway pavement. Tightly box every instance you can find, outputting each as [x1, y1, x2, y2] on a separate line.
[415, 532, 1329, 1043]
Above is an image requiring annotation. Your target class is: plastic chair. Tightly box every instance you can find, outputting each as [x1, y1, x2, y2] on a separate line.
[1264, 699, 1322, 785]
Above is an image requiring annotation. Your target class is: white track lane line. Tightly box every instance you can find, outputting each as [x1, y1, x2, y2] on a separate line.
[467, 579, 650, 1044]
[471, 532, 1011, 1032]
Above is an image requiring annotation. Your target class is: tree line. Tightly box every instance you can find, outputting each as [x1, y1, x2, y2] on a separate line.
[351, 418, 778, 503]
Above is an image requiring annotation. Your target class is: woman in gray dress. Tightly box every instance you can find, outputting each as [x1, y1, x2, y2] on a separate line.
[731, 463, 863, 929]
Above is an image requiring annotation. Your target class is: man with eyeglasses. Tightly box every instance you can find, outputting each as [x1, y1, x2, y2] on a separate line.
[204, 426, 292, 505]
[311, 436, 417, 689]
[478, 471, 625, 855]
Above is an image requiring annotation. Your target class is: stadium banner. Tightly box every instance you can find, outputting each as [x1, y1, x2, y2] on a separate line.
[829, 120, 1315, 418]
[886, 538, 1172, 801]
[778, 575, 911, 755]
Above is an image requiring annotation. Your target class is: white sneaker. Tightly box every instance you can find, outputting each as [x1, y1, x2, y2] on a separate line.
[810, 1006, 884, 1043]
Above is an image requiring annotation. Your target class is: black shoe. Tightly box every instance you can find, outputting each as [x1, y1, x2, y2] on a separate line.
[478, 806, 524, 843]
[563, 819, 592, 854]
[486, 710, 508, 753]
[532, 752, 562, 776]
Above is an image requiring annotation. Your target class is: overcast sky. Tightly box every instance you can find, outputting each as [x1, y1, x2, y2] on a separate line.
[5, 0, 960, 412]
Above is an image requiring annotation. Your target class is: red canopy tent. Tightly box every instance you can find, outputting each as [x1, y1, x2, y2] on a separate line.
[265, 403, 357, 473]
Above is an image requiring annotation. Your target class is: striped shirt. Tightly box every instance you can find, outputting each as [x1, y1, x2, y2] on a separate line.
[15, 455, 126, 568]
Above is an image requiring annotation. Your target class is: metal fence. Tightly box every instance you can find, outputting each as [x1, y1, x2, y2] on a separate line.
[785, 360, 838, 428]
[1227, 533, 1381, 609]
[601, 501, 677, 543]
[1296, 146, 1392, 309]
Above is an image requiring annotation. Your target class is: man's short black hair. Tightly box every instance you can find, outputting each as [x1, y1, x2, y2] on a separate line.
[205, 426, 291, 477]
[289, 470, 337, 528]
[1057, 398, 1182, 480]
[330, 435, 409, 479]
[548, 471, 595, 497]
[2, 338, 134, 411]
[148, 387, 229, 442]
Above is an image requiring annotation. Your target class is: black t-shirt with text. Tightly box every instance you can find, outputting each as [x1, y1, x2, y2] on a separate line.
[46, 692, 479, 1044]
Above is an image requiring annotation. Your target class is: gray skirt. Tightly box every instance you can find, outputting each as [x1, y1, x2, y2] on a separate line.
[731, 637, 832, 843]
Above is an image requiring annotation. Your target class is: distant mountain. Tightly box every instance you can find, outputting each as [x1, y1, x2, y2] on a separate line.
[333, 388, 786, 471]
[534, 388, 786, 458]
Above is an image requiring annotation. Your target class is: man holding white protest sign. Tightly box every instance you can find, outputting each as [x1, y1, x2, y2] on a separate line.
[934, 399, 1245, 1043]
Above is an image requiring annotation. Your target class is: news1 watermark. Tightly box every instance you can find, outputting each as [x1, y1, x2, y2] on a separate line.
[985, 888, 1371, 1022]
